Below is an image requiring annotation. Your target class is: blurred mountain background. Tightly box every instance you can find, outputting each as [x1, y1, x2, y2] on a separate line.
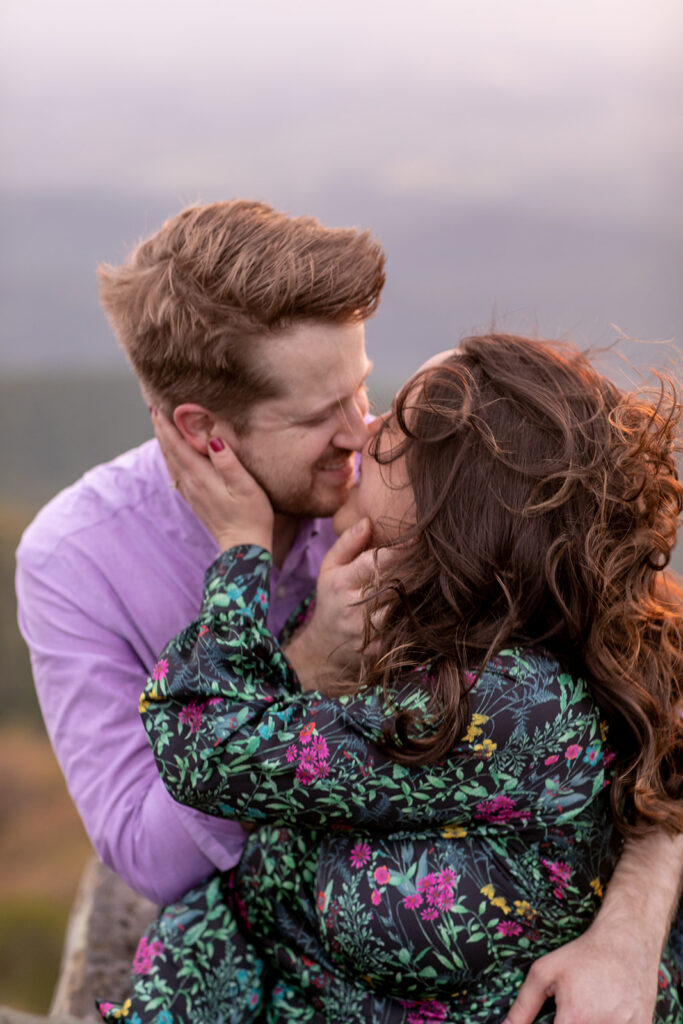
[1, 0, 681, 1013]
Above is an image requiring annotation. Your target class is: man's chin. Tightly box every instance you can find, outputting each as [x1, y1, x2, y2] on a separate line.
[271, 485, 350, 521]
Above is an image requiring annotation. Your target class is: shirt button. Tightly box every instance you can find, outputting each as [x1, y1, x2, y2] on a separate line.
[275, 584, 287, 599]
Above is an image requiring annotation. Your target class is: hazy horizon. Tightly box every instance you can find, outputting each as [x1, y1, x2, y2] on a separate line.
[1, 1, 681, 383]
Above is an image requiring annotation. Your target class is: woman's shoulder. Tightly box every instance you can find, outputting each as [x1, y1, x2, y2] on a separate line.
[468, 645, 604, 747]
[479, 646, 591, 703]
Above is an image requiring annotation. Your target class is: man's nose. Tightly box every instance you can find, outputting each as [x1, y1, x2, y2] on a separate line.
[335, 403, 370, 451]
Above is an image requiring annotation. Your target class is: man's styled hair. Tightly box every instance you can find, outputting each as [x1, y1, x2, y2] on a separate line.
[98, 200, 386, 430]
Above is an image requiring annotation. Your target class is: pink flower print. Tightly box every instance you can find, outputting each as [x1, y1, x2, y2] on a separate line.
[496, 920, 523, 937]
[312, 735, 329, 761]
[403, 892, 423, 909]
[349, 842, 371, 869]
[435, 884, 454, 913]
[371, 889, 381, 905]
[374, 865, 391, 885]
[295, 761, 316, 785]
[475, 794, 518, 823]
[544, 754, 559, 765]
[404, 999, 449, 1023]
[151, 657, 169, 682]
[542, 858, 572, 899]
[417, 873, 436, 896]
[294, 737, 331, 785]
[414, 867, 458, 917]
[132, 936, 165, 974]
[286, 744, 297, 763]
[565, 744, 582, 760]
[178, 700, 205, 734]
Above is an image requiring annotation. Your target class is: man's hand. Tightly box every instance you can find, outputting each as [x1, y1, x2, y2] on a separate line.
[505, 831, 683, 1024]
[503, 925, 658, 1024]
[284, 518, 374, 691]
[152, 410, 274, 552]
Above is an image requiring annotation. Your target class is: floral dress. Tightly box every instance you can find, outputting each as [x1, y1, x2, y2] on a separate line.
[98, 546, 682, 1024]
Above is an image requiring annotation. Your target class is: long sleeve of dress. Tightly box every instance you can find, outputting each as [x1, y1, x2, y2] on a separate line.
[141, 546, 614, 837]
[125, 546, 683, 1024]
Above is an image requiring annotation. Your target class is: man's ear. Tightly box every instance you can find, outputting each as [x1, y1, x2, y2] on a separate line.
[173, 404, 239, 454]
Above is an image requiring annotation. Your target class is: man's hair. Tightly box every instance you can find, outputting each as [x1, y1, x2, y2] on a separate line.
[361, 333, 683, 836]
[98, 200, 386, 430]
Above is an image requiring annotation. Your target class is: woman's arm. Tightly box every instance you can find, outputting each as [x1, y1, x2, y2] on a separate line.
[142, 542, 613, 839]
[505, 830, 683, 1024]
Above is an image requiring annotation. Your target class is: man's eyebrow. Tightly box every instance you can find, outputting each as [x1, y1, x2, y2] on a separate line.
[297, 362, 374, 422]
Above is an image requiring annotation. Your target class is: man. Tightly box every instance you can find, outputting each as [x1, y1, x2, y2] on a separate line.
[16, 200, 681, 1022]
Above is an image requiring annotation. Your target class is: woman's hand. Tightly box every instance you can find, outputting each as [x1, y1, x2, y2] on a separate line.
[152, 410, 274, 553]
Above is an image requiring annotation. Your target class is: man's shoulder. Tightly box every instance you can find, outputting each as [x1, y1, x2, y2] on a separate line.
[17, 439, 168, 568]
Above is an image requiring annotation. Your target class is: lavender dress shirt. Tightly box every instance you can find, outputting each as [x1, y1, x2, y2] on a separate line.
[16, 440, 336, 905]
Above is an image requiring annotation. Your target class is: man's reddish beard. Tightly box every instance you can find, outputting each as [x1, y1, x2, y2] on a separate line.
[245, 448, 356, 519]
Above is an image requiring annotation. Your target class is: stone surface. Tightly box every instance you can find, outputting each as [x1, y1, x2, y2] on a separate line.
[49, 857, 158, 1022]
[0, 1011, 82, 1024]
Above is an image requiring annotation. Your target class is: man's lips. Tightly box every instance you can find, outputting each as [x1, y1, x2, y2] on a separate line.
[316, 457, 354, 480]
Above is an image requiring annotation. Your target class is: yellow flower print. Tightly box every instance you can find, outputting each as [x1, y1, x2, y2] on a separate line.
[590, 877, 604, 899]
[139, 686, 158, 715]
[514, 899, 538, 921]
[442, 823, 467, 839]
[463, 713, 490, 743]
[473, 739, 497, 759]
[600, 720, 609, 741]
[110, 999, 132, 1019]
[481, 883, 510, 914]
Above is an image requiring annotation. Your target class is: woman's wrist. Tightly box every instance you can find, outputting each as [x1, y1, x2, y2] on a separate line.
[215, 530, 272, 554]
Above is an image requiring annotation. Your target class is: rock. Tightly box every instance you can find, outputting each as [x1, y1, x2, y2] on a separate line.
[49, 857, 158, 1022]
[0, 1010, 82, 1024]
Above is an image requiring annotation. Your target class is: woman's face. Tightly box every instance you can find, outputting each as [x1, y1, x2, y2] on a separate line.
[333, 352, 456, 542]
[332, 411, 415, 543]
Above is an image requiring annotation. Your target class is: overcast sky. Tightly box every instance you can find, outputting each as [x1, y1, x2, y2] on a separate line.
[1, 0, 681, 374]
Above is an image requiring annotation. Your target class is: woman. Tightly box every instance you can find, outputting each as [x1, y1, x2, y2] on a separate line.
[99, 334, 683, 1023]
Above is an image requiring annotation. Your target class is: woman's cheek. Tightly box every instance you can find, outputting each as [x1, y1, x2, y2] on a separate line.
[332, 485, 362, 536]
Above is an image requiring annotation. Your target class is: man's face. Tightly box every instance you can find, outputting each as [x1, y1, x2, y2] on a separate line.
[216, 321, 372, 518]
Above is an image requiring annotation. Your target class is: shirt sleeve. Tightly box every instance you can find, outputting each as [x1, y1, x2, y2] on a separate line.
[16, 538, 247, 905]
[142, 545, 614, 835]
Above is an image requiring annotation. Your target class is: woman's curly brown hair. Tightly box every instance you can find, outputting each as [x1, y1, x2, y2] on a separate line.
[361, 332, 683, 837]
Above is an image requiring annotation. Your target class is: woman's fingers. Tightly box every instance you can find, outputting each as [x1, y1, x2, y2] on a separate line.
[205, 436, 258, 498]
[150, 409, 274, 552]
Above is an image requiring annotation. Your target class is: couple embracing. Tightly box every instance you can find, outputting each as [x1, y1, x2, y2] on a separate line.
[17, 201, 683, 1022]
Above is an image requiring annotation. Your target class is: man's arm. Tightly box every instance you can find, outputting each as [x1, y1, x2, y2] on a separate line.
[16, 539, 247, 906]
[505, 829, 683, 1024]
